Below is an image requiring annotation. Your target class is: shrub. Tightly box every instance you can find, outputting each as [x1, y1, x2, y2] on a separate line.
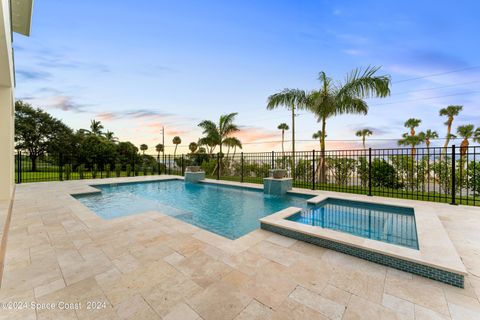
[115, 163, 121, 177]
[77, 164, 85, 179]
[135, 164, 141, 176]
[390, 155, 427, 191]
[432, 158, 465, 195]
[326, 157, 356, 185]
[356, 157, 369, 188]
[92, 164, 98, 179]
[371, 159, 402, 189]
[64, 164, 72, 180]
[126, 164, 132, 177]
[105, 164, 111, 178]
[468, 161, 480, 196]
[142, 165, 148, 175]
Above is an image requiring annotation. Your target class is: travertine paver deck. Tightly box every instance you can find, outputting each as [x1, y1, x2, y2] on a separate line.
[0, 175, 479, 319]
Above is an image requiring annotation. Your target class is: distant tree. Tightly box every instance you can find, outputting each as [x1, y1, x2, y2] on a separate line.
[398, 133, 424, 157]
[14, 100, 74, 171]
[475, 127, 480, 144]
[277, 123, 289, 154]
[404, 118, 421, 137]
[172, 136, 182, 158]
[223, 137, 242, 158]
[439, 105, 463, 154]
[457, 124, 475, 162]
[89, 119, 104, 136]
[423, 129, 438, 152]
[312, 131, 325, 150]
[189, 142, 198, 154]
[140, 144, 148, 155]
[104, 131, 117, 142]
[155, 143, 164, 160]
[355, 128, 373, 149]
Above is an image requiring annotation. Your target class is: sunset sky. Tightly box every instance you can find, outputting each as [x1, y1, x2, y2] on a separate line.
[13, 0, 480, 153]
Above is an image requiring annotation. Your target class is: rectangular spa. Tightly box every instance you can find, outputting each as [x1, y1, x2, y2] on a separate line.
[74, 179, 312, 239]
[287, 198, 419, 250]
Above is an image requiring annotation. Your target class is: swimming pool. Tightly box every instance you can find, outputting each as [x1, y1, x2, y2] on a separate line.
[287, 198, 419, 249]
[74, 180, 311, 239]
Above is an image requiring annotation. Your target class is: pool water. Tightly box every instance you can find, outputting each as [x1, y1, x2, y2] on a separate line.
[74, 180, 311, 239]
[287, 198, 419, 249]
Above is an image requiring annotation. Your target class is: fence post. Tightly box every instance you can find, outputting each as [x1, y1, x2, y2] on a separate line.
[181, 154, 185, 175]
[368, 148, 372, 196]
[217, 153, 220, 180]
[451, 145, 456, 205]
[168, 155, 171, 175]
[241, 152, 244, 183]
[17, 151, 22, 184]
[271, 151, 274, 170]
[59, 153, 63, 181]
[312, 150, 315, 190]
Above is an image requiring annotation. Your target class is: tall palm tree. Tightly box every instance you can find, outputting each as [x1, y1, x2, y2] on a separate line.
[198, 113, 240, 175]
[267, 89, 308, 157]
[172, 136, 181, 158]
[439, 105, 463, 154]
[404, 118, 421, 137]
[456, 124, 474, 164]
[308, 66, 391, 182]
[155, 143, 164, 161]
[277, 123, 289, 154]
[89, 119, 104, 136]
[140, 144, 148, 155]
[355, 129, 373, 149]
[398, 133, 424, 157]
[189, 142, 198, 154]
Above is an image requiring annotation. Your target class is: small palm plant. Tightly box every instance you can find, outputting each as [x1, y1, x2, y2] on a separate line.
[404, 118, 421, 137]
[423, 129, 438, 152]
[155, 143, 164, 160]
[312, 131, 325, 150]
[173, 136, 182, 158]
[355, 129, 373, 149]
[277, 123, 289, 154]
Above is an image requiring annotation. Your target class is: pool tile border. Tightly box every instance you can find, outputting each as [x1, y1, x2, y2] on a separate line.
[261, 222, 464, 287]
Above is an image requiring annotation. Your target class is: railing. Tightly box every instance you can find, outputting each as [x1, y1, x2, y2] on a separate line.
[14, 145, 480, 206]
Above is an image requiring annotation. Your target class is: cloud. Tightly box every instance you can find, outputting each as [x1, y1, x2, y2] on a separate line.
[21, 95, 87, 113]
[342, 49, 367, 56]
[15, 69, 51, 81]
[97, 109, 175, 121]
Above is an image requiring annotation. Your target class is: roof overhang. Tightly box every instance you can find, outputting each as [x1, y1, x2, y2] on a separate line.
[11, 0, 34, 36]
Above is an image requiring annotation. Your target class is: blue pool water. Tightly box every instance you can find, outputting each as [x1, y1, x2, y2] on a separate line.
[287, 198, 419, 249]
[74, 180, 311, 239]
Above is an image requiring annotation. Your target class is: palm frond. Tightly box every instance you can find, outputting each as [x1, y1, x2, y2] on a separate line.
[337, 66, 391, 100]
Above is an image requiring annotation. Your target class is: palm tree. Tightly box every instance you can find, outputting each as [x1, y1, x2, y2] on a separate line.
[439, 105, 463, 154]
[474, 127, 480, 144]
[223, 137, 242, 158]
[104, 131, 117, 142]
[198, 136, 217, 155]
[267, 89, 308, 157]
[89, 119, 104, 136]
[277, 123, 289, 154]
[155, 143, 164, 161]
[189, 142, 198, 154]
[312, 130, 325, 150]
[172, 136, 181, 158]
[456, 124, 474, 164]
[404, 118, 421, 137]
[355, 129, 373, 149]
[398, 133, 424, 157]
[423, 129, 438, 151]
[140, 144, 148, 155]
[308, 66, 391, 182]
[198, 113, 240, 175]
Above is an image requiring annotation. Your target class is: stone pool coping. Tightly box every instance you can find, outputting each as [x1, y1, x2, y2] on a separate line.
[259, 191, 467, 287]
[67, 176, 466, 287]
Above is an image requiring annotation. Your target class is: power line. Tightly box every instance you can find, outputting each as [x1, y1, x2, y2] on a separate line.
[391, 80, 480, 96]
[392, 65, 480, 83]
[370, 90, 480, 106]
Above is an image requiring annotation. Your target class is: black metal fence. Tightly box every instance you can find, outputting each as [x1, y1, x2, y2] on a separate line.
[15, 145, 480, 206]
